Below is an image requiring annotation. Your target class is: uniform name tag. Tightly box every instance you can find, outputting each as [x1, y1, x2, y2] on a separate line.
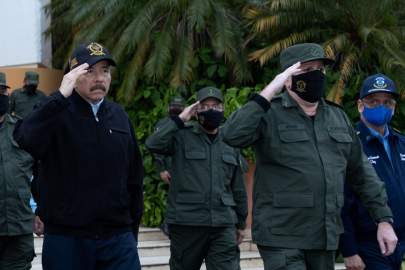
[400, 153, 405, 161]
[368, 155, 380, 164]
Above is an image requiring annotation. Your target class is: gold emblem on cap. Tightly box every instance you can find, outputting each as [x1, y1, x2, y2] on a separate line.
[87, 42, 106, 56]
[70, 57, 78, 69]
[296, 80, 306, 92]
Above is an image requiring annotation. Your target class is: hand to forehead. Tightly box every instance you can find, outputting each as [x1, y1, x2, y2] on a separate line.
[59, 63, 90, 98]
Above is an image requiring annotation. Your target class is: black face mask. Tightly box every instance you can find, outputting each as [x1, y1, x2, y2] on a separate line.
[291, 70, 326, 103]
[25, 85, 38, 95]
[0, 95, 9, 116]
[197, 109, 224, 131]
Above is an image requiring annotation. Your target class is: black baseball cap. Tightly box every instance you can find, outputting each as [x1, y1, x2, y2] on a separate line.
[68, 42, 116, 71]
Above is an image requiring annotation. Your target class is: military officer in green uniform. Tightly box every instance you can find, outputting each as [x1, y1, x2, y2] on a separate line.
[222, 43, 397, 270]
[146, 87, 248, 270]
[10, 71, 46, 118]
[0, 75, 35, 270]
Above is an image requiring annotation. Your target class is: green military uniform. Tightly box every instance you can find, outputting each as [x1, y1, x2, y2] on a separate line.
[9, 72, 46, 118]
[0, 114, 35, 270]
[222, 43, 393, 270]
[222, 91, 392, 268]
[146, 89, 248, 270]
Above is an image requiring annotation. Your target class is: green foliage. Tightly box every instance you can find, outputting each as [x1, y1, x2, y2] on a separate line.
[125, 85, 178, 226]
[46, 0, 405, 227]
[45, 0, 252, 102]
[245, 0, 405, 104]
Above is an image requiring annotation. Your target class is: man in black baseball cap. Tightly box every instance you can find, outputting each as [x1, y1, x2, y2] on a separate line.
[340, 74, 405, 270]
[14, 42, 144, 270]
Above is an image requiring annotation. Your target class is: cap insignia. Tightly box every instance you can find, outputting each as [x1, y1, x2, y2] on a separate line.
[373, 77, 387, 89]
[87, 42, 106, 56]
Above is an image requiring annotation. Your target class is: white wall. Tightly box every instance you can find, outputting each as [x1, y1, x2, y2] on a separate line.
[0, 0, 51, 67]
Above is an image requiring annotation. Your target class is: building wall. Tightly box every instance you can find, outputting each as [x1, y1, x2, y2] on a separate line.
[0, 0, 51, 68]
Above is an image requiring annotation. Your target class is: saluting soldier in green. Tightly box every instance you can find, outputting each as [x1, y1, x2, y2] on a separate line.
[222, 43, 397, 270]
[0, 73, 35, 270]
[9, 71, 46, 118]
[146, 87, 248, 270]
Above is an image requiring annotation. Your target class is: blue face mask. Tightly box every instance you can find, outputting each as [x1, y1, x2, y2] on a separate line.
[362, 105, 393, 126]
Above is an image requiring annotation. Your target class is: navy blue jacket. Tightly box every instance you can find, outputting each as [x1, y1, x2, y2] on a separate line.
[340, 121, 405, 257]
[13, 91, 144, 238]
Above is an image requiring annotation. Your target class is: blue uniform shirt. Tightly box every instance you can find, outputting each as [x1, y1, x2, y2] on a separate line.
[89, 99, 103, 121]
[340, 121, 405, 257]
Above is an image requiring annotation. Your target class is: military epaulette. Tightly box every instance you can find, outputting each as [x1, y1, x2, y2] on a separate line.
[325, 99, 344, 110]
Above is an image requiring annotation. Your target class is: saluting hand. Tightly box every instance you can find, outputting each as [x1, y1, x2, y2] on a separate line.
[260, 62, 302, 101]
[179, 101, 199, 122]
[59, 63, 89, 98]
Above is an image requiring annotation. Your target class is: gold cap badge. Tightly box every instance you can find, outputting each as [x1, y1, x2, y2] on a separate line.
[87, 42, 106, 56]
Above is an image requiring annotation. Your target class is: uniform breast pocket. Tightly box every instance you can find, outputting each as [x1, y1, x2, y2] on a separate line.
[328, 128, 352, 159]
[278, 125, 311, 163]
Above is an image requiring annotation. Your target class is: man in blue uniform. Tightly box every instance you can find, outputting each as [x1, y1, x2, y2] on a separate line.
[340, 74, 405, 270]
[13, 42, 144, 270]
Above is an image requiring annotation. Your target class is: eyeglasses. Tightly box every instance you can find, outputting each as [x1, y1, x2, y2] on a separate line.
[361, 98, 396, 109]
[197, 104, 224, 112]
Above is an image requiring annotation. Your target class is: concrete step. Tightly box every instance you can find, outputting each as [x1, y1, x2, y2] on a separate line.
[34, 234, 257, 257]
[32, 228, 346, 270]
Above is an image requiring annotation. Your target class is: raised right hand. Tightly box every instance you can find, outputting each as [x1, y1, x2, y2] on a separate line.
[343, 254, 366, 270]
[179, 101, 199, 122]
[260, 62, 302, 101]
[59, 63, 89, 98]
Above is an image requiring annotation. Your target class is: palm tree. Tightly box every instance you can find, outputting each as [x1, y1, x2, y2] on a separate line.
[244, 0, 405, 103]
[45, 0, 251, 102]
